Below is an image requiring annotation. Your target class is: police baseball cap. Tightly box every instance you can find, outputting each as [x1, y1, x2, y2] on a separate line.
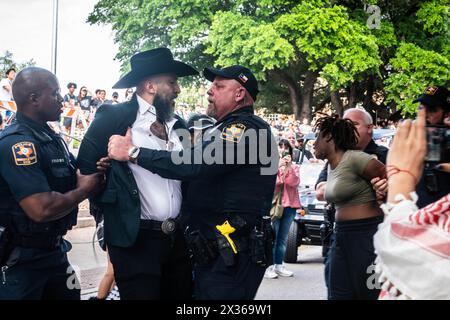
[203, 65, 259, 101]
[414, 85, 450, 111]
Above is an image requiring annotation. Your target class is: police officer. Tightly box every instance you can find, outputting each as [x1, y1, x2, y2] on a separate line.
[410, 85, 450, 208]
[107, 65, 279, 300]
[371, 86, 450, 208]
[0, 67, 103, 300]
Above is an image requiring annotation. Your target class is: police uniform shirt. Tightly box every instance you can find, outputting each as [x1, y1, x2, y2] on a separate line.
[135, 106, 278, 237]
[130, 94, 183, 221]
[0, 114, 55, 202]
[0, 113, 77, 233]
[416, 165, 450, 208]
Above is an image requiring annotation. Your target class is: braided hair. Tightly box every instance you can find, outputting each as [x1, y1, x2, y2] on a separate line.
[314, 114, 359, 151]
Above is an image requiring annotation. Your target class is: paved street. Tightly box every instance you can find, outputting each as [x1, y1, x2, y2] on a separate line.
[66, 227, 107, 298]
[255, 246, 326, 300]
[66, 227, 327, 300]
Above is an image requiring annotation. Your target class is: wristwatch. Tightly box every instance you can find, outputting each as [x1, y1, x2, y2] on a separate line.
[128, 146, 140, 164]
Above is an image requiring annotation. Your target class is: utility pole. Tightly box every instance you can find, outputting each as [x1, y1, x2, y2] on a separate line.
[51, 0, 59, 74]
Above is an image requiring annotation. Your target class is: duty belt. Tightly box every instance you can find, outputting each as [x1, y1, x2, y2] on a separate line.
[209, 236, 250, 253]
[140, 219, 177, 235]
[12, 234, 63, 250]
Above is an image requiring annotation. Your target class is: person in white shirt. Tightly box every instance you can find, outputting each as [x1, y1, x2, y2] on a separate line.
[0, 68, 16, 123]
[0, 68, 15, 101]
[77, 47, 198, 300]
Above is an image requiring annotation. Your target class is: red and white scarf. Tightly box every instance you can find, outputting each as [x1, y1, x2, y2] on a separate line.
[374, 193, 450, 300]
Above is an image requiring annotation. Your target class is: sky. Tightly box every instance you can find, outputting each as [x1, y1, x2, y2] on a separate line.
[0, 0, 125, 99]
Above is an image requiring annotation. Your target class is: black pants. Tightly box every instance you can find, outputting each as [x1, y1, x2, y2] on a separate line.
[0, 242, 80, 300]
[108, 228, 193, 300]
[194, 251, 265, 300]
[326, 216, 383, 300]
[323, 232, 335, 294]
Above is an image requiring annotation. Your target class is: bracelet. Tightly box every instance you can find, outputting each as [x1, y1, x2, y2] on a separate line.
[386, 165, 417, 185]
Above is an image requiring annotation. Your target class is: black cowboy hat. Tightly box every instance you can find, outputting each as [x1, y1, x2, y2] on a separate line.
[112, 48, 198, 89]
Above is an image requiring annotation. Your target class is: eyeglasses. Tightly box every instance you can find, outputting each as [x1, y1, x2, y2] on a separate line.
[81, 90, 87, 92]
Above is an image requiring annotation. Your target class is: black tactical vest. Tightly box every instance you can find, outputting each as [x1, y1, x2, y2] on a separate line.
[0, 120, 78, 237]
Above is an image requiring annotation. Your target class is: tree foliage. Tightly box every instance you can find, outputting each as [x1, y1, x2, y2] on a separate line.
[384, 42, 450, 115]
[0, 51, 36, 77]
[88, 0, 450, 119]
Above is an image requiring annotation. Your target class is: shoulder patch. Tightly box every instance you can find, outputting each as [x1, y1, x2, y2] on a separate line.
[221, 123, 246, 143]
[12, 142, 37, 166]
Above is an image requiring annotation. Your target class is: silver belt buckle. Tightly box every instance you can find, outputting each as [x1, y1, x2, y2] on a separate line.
[161, 218, 176, 235]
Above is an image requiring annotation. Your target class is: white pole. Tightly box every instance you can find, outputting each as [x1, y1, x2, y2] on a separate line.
[51, 0, 59, 74]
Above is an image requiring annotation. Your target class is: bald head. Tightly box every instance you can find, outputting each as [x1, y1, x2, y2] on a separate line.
[12, 67, 63, 124]
[343, 108, 374, 150]
[343, 108, 373, 125]
[12, 67, 58, 109]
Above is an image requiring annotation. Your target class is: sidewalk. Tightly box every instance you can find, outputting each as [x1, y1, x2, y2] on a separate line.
[65, 226, 107, 299]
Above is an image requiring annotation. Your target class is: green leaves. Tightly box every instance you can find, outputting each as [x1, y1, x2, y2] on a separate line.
[385, 42, 450, 115]
[206, 12, 294, 80]
[275, 4, 382, 88]
[88, 0, 450, 117]
[417, 0, 449, 35]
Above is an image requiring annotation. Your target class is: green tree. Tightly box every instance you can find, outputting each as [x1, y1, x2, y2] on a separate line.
[0, 50, 36, 77]
[88, 0, 449, 119]
[383, 0, 450, 115]
[384, 42, 450, 115]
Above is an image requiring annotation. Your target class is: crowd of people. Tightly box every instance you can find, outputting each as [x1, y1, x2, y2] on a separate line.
[0, 48, 449, 301]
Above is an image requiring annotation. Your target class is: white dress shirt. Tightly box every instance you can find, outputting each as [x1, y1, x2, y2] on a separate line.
[129, 94, 183, 221]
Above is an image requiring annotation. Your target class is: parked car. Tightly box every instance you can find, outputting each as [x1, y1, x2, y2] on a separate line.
[373, 128, 395, 149]
[284, 162, 333, 263]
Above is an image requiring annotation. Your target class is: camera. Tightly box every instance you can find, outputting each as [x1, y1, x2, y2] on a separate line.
[425, 126, 450, 163]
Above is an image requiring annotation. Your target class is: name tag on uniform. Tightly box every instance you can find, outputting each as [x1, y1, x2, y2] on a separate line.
[12, 142, 37, 166]
[51, 158, 65, 164]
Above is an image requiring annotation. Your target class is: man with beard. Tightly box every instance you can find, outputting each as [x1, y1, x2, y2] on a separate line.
[0, 67, 103, 299]
[106, 65, 278, 300]
[77, 48, 198, 300]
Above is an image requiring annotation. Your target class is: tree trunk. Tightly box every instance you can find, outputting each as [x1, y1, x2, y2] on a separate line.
[300, 70, 318, 121]
[347, 82, 358, 109]
[330, 90, 343, 116]
[363, 75, 375, 110]
[276, 71, 302, 120]
[287, 83, 302, 120]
